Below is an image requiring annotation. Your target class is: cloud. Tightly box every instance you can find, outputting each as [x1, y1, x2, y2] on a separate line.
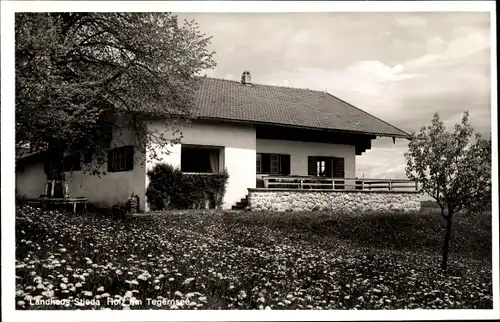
[396, 15, 427, 27]
[406, 29, 490, 68]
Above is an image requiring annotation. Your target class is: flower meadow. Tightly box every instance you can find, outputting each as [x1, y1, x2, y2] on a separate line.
[15, 205, 492, 310]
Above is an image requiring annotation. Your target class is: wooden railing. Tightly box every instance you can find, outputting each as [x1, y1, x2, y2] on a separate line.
[259, 175, 418, 192]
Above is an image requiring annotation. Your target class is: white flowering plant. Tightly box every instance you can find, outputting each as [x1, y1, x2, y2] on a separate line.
[15, 205, 492, 310]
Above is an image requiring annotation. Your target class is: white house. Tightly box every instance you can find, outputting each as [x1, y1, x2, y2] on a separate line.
[16, 72, 418, 212]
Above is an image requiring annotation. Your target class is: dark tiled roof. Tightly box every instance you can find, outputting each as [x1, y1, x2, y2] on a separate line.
[193, 78, 411, 138]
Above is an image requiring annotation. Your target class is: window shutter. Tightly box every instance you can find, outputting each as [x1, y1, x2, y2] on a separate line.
[125, 146, 135, 170]
[107, 149, 114, 172]
[280, 154, 291, 175]
[308, 156, 317, 176]
[334, 157, 345, 178]
[262, 153, 271, 174]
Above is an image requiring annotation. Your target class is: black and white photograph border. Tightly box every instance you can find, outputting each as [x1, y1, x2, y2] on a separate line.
[1, 1, 498, 321]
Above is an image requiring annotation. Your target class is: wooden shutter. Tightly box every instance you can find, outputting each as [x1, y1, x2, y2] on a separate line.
[262, 153, 271, 174]
[107, 149, 114, 172]
[125, 146, 135, 170]
[333, 157, 345, 178]
[280, 154, 291, 175]
[308, 156, 317, 176]
[324, 157, 333, 178]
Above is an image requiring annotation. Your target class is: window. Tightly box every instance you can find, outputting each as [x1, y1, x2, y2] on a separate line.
[256, 153, 262, 173]
[308, 156, 345, 178]
[108, 146, 134, 172]
[181, 145, 222, 173]
[63, 154, 81, 172]
[270, 154, 280, 174]
[256, 153, 290, 175]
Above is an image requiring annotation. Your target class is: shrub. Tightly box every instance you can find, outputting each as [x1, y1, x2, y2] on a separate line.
[146, 163, 229, 210]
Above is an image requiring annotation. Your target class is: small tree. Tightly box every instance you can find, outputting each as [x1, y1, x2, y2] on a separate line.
[405, 112, 491, 270]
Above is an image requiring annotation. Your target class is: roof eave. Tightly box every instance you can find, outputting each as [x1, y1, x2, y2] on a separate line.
[197, 116, 412, 139]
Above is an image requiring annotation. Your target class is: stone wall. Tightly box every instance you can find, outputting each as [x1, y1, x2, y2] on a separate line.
[247, 188, 421, 213]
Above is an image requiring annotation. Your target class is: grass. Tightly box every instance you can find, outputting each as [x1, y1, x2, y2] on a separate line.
[15, 205, 492, 310]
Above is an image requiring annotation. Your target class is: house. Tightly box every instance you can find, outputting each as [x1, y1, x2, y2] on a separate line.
[15, 72, 420, 212]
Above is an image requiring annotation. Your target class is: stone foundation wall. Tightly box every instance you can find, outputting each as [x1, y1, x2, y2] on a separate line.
[247, 189, 421, 213]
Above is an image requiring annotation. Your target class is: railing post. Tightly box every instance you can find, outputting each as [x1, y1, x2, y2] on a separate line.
[264, 178, 269, 188]
[332, 179, 335, 190]
[414, 181, 418, 191]
[388, 181, 392, 191]
[300, 179, 303, 189]
[361, 180, 365, 190]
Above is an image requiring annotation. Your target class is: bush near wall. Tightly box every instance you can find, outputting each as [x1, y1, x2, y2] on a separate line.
[146, 163, 229, 210]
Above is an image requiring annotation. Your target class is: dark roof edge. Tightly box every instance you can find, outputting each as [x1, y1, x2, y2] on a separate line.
[197, 116, 412, 139]
[324, 92, 412, 139]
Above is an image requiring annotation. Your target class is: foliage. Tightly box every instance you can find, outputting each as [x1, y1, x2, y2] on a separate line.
[15, 205, 492, 310]
[146, 163, 229, 210]
[405, 111, 491, 215]
[15, 13, 216, 172]
[404, 111, 492, 269]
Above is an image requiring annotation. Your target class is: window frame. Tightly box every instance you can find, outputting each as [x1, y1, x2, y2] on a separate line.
[108, 146, 134, 173]
[180, 144, 223, 174]
[270, 154, 280, 174]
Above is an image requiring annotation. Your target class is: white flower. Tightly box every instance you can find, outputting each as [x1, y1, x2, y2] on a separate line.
[83, 291, 92, 297]
[75, 282, 82, 288]
[154, 285, 160, 290]
[60, 283, 67, 290]
[183, 277, 195, 285]
[124, 291, 133, 298]
[61, 277, 68, 283]
[97, 286, 104, 292]
[174, 291, 182, 297]
[238, 290, 247, 300]
[101, 293, 110, 298]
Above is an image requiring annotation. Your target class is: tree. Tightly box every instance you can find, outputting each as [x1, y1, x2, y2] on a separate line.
[15, 13, 215, 186]
[404, 112, 491, 270]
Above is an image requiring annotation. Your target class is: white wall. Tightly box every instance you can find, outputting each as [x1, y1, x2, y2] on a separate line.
[64, 116, 147, 211]
[146, 121, 257, 210]
[16, 162, 47, 198]
[256, 139, 356, 178]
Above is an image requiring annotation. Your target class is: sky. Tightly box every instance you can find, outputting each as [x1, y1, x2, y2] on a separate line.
[177, 12, 492, 181]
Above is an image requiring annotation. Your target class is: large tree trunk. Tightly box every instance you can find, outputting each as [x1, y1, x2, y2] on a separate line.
[46, 144, 67, 198]
[441, 214, 453, 270]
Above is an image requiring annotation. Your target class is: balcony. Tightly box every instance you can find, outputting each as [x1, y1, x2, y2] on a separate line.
[257, 175, 418, 192]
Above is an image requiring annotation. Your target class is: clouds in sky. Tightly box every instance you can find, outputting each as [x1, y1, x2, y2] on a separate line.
[179, 12, 492, 181]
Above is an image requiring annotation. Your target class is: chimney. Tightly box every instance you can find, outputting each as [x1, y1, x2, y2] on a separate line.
[241, 71, 251, 85]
